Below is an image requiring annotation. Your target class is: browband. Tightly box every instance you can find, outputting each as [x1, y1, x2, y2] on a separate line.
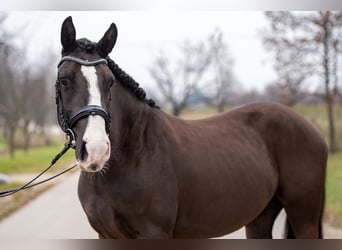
[58, 56, 108, 68]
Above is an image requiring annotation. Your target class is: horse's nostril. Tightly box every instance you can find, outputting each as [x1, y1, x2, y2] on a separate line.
[80, 140, 88, 162]
[89, 163, 98, 171]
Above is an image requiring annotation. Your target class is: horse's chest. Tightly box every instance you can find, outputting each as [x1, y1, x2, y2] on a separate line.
[79, 191, 138, 238]
[78, 171, 177, 238]
[78, 173, 155, 238]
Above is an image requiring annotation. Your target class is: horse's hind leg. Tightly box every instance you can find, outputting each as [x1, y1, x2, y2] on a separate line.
[245, 196, 282, 239]
[276, 156, 326, 238]
[280, 190, 324, 239]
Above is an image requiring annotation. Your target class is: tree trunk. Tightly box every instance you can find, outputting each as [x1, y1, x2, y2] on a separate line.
[23, 119, 31, 152]
[323, 16, 338, 153]
[172, 105, 182, 117]
[332, 41, 341, 104]
[7, 126, 16, 159]
[217, 102, 225, 113]
[326, 94, 337, 153]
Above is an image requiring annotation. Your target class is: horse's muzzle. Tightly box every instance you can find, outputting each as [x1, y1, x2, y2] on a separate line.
[78, 138, 110, 172]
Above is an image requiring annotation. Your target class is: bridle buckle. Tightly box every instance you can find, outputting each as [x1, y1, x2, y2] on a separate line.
[66, 128, 76, 149]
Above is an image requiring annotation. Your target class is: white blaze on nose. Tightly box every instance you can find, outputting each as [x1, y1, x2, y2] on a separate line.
[82, 66, 101, 105]
[80, 66, 110, 169]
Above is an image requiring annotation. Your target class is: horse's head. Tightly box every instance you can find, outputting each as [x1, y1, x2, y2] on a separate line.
[56, 16, 117, 173]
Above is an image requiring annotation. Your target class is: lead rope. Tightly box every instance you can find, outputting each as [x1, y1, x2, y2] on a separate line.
[0, 136, 77, 198]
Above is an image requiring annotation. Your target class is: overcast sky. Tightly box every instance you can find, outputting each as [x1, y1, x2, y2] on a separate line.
[2, 11, 277, 92]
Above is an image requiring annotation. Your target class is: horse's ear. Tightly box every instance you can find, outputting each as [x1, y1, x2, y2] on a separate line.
[97, 23, 117, 57]
[61, 16, 76, 53]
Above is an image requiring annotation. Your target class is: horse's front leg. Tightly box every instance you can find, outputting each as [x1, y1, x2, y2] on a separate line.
[135, 223, 173, 239]
[98, 233, 109, 239]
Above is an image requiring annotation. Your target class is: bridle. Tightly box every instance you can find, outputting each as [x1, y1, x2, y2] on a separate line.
[55, 56, 112, 148]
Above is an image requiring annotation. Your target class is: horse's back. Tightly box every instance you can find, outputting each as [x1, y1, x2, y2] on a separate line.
[234, 102, 327, 171]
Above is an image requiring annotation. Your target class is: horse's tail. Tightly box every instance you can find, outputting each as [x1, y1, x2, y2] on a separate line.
[318, 188, 325, 239]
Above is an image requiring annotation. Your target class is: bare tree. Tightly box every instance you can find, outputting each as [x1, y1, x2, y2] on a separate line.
[0, 13, 57, 155]
[18, 51, 57, 151]
[263, 11, 342, 153]
[0, 44, 22, 157]
[331, 14, 342, 103]
[209, 28, 237, 112]
[0, 12, 8, 45]
[149, 29, 237, 116]
[30, 54, 57, 133]
[149, 38, 212, 116]
[19, 70, 33, 151]
[0, 12, 23, 157]
[20, 72, 45, 151]
[263, 12, 316, 106]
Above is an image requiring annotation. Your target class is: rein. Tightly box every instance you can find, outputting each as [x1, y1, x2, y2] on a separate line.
[0, 137, 76, 198]
[0, 56, 111, 198]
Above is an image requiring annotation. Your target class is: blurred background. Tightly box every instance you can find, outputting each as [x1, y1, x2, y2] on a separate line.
[0, 11, 341, 238]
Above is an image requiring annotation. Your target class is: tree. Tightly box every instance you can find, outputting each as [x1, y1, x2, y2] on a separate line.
[331, 15, 342, 103]
[0, 13, 57, 156]
[16, 51, 57, 152]
[263, 12, 316, 106]
[149, 36, 213, 116]
[0, 12, 23, 157]
[263, 11, 342, 153]
[209, 28, 237, 112]
[149, 29, 237, 116]
[0, 12, 7, 45]
[0, 44, 22, 157]
[20, 70, 49, 151]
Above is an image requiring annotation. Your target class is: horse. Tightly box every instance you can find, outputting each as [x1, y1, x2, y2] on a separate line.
[55, 16, 327, 239]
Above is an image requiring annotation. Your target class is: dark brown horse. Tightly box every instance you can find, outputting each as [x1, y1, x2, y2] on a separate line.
[56, 16, 327, 239]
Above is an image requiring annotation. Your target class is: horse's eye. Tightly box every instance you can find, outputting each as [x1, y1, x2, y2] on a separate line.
[59, 78, 70, 86]
[109, 79, 115, 88]
[104, 79, 115, 90]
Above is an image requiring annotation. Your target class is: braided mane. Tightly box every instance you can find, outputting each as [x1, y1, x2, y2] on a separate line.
[74, 39, 158, 108]
[106, 57, 159, 109]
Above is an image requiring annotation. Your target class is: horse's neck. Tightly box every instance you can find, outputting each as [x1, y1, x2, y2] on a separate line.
[83, 84, 176, 182]
[110, 84, 157, 160]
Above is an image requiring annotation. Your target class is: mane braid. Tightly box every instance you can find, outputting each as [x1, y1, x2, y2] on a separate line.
[106, 57, 159, 109]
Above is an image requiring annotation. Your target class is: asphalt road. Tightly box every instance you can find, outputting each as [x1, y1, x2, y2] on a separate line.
[0, 172, 340, 239]
[0, 173, 97, 239]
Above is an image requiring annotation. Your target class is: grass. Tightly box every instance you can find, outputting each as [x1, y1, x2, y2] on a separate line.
[0, 136, 5, 150]
[0, 142, 76, 222]
[0, 182, 22, 191]
[179, 106, 220, 120]
[295, 104, 342, 149]
[325, 153, 342, 227]
[0, 143, 75, 174]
